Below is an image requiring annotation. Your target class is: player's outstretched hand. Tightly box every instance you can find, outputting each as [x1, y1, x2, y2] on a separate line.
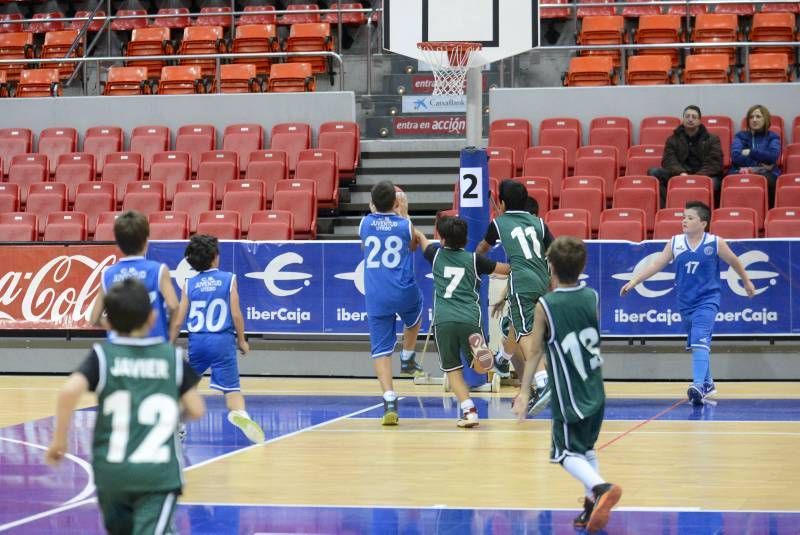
[511, 391, 529, 422]
[620, 282, 635, 296]
[45, 441, 66, 466]
[744, 279, 756, 297]
[238, 340, 250, 356]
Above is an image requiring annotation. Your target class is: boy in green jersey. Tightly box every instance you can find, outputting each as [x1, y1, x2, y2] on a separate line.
[416, 216, 510, 427]
[477, 180, 554, 415]
[47, 278, 205, 535]
[513, 237, 621, 534]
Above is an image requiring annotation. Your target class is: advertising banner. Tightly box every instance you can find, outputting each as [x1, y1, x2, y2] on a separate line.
[0, 240, 795, 337]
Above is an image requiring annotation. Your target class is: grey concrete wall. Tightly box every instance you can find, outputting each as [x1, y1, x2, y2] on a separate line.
[490, 84, 800, 143]
[0, 92, 356, 147]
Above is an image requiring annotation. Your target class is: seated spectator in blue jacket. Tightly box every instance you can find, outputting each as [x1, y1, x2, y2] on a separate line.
[731, 104, 782, 206]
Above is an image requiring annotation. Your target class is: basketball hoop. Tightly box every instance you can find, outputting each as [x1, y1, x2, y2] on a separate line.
[416, 41, 482, 96]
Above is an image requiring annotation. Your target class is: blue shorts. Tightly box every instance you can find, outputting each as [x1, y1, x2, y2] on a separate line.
[682, 305, 717, 352]
[187, 332, 240, 392]
[367, 294, 423, 358]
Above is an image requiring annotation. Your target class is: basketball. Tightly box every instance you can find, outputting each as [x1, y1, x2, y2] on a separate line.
[394, 185, 406, 198]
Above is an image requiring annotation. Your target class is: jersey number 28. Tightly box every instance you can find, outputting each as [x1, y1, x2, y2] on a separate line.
[364, 236, 403, 269]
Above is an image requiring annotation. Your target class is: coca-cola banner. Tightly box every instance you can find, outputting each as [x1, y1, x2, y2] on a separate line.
[0, 240, 796, 336]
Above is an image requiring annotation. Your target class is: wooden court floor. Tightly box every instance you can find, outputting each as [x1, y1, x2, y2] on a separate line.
[2, 376, 799, 516]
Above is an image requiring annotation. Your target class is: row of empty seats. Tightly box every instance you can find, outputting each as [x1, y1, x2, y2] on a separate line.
[489, 115, 800, 174]
[542, 1, 800, 20]
[0, 121, 359, 179]
[0, 178, 317, 239]
[0, 208, 298, 242]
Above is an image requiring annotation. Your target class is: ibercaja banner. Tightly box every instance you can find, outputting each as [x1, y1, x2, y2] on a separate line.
[0, 240, 796, 336]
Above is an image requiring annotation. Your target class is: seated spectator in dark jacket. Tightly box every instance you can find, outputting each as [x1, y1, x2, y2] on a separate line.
[648, 105, 724, 207]
[731, 104, 782, 206]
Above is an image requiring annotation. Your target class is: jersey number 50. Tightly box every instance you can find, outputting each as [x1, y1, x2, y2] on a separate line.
[187, 298, 229, 332]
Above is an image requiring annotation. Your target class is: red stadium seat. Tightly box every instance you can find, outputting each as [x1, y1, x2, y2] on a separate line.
[539, 118, 582, 170]
[103, 152, 143, 201]
[279, 4, 321, 25]
[295, 149, 339, 210]
[222, 180, 265, 235]
[54, 153, 95, 205]
[151, 8, 191, 30]
[639, 116, 680, 146]
[626, 54, 674, 85]
[197, 151, 239, 203]
[220, 63, 263, 93]
[41, 30, 83, 79]
[196, 210, 241, 239]
[560, 176, 605, 234]
[748, 53, 792, 83]
[286, 22, 334, 74]
[148, 211, 189, 240]
[323, 3, 367, 25]
[489, 119, 531, 172]
[683, 54, 732, 84]
[175, 124, 216, 175]
[8, 153, 48, 204]
[178, 26, 226, 78]
[576, 0, 615, 18]
[246, 150, 288, 207]
[84, 126, 123, 175]
[653, 208, 685, 239]
[74, 182, 115, 236]
[634, 15, 683, 68]
[765, 207, 800, 237]
[666, 175, 714, 209]
[0, 183, 20, 212]
[38, 127, 77, 175]
[43, 211, 87, 241]
[130, 126, 170, 175]
[574, 145, 618, 200]
[111, 9, 147, 32]
[0, 212, 36, 241]
[720, 174, 768, 231]
[124, 27, 174, 80]
[750, 12, 796, 64]
[29, 12, 65, 35]
[589, 117, 631, 171]
[122, 181, 165, 216]
[544, 208, 591, 239]
[785, 144, 800, 174]
[223, 124, 264, 172]
[522, 146, 567, 199]
[240, 5, 277, 25]
[270, 123, 312, 174]
[104, 66, 151, 96]
[701, 115, 733, 169]
[563, 56, 616, 87]
[318, 121, 360, 180]
[626, 144, 663, 176]
[248, 210, 294, 240]
[692, 14, 739, 66]
[157, 65, 205, 95]
[93, 211, 121, 241]
[16, 68, 62, 97]
[267, 62, 316, 93]
[173, 181, 215, 233]
[775, 174, 800, 207]
[0, 127, 33, 176]
[613, 175, 660, 233]
[0, 32, 34, 84]
[26, 182, 67, 235]
[577, 15, 625, 68]
[598, 208, 646, 241]
[196, 6, 233, 28]
[232, 24, 279, 77]
[711, 207, 757, 239]
[488, 147, 515, 181]
[513, 176, 552, 218]
[149, 152, 190, 203]
[272, 180, 317, 238]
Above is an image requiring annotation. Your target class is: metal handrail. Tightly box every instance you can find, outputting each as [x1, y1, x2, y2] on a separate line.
[539, 0, 799, 8]
[0, 50, 345, 93]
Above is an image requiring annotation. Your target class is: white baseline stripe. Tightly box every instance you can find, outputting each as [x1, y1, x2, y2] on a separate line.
[313, 428, 800, 436]
[0, 498, 97, 533]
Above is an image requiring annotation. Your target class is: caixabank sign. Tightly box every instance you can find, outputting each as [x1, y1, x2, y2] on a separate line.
[0, 240, 795, 336]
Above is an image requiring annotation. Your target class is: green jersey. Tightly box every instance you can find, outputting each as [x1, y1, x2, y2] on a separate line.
[490, 211, 550, 295]
[539, 286, 605, 423]
[84, 338, 196, 493]
[424, 244, 497, 326]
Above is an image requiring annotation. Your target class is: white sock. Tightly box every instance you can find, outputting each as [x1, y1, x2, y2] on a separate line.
[585, 450, 600, 497]
[460, 398, 475, 412]
[496, 347, 512, 362]
[562, 455, 605, 493]
[534, 371, 548, 389]
[383, 390, 397, 402]
[400, 349, 414, 361]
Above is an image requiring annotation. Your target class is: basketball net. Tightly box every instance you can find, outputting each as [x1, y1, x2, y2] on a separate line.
[417, 42, 482, 96]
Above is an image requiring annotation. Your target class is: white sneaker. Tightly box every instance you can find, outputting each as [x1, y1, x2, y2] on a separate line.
[457, 407, 479, 428]
[177, 423, 187, 442]
[227, 410, 265, 443]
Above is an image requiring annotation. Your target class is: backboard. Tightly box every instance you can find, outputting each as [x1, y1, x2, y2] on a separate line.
[383, 0, 537, 67]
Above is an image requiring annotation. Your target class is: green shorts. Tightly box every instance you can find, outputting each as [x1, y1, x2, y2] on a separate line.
[550, 403, 605, 463]
[433, 322, 482, 372]
[97, 489, 179, 535]
[507, 292, 541, 341]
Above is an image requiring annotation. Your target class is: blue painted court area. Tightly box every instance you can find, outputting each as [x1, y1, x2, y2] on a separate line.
[1, 394, 799, 534]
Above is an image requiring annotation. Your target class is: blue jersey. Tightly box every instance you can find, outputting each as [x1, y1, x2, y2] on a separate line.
[102, 256, 169, 339]
[671, 233, 721, 313]
[358, 212, 421, 316]
[185, 269, 235, 337]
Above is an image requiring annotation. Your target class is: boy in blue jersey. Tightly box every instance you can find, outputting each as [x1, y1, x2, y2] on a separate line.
[90, 210, 180, 341]
[359, 180, 423, 426]
[621, 201, 755, 405]
[170, 235, 265, 443]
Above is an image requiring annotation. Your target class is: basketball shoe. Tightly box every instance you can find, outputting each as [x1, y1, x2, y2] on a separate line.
[228, 410, 265, 443]
[382, 398, 399, 426]
[457, 407, 479, 428]
[587, 482, 622, 533]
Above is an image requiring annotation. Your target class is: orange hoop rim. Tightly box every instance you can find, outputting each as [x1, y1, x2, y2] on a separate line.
[416, 41, 482, 53]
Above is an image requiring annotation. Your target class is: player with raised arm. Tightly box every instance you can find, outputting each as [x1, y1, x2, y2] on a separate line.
[415, 217, 510, 427]
[359, 180, 424, 425]
[47, 278, 205, 535]
[476, 180, 553, 415]
[620, 201, 755, 405]
[513, 237, 621, 533]
[170, 234, 265, 444]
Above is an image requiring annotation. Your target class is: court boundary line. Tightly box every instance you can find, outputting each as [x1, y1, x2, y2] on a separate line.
[0, 399, 388, 532]
[598, 398, 685, 451]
